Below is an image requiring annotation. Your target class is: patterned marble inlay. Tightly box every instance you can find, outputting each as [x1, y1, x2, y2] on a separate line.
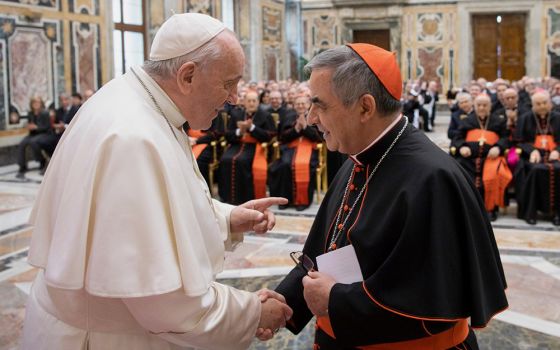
[0, 0, 58, 8]
[417, 46, 443, 84]
[8, 27, 52, 115]
[262, 6, 282, 43]
[416, 13, 443, 43]
[185, 0, 212, 15]
[313, 15, 335, 48]
[70, 0, 97, 15]
[72, 21, 98, 93]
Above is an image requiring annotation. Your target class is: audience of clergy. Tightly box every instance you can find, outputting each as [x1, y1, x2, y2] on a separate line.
[182, 117, 222, 187]
[218, 91, 275, 204]
[269, 94, 322, 211]
[515, 90, 560, 225]
[452, 94, 512, 221]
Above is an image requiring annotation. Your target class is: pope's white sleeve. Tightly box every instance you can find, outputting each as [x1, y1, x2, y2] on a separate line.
[123, 282, 261, 350]
[212, 199, 244, 251]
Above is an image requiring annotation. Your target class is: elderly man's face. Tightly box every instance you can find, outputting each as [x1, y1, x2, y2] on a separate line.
[186, 33, 244, 129]
[294, 96, 310, 115]
[469, 85, 481, 99]
[532, 93, 552, 117]
[503, 89, 518, 109]
[474, 96, 491, 118]
[269, 92, 282, 109]
[458, 97, 472, 113]
[244, 92, 259, 113]
[307, 69, 360, 153]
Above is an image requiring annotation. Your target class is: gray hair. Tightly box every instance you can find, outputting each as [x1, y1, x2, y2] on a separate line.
[455, 92, 471, 102]
[143, 31, 228, 80]
[304, 46, 401, 116]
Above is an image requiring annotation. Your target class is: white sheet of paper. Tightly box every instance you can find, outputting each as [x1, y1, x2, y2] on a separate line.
[316, 245, 363, 284]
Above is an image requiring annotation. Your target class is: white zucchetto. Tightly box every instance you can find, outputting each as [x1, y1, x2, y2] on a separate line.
[149, 13, 226, 61]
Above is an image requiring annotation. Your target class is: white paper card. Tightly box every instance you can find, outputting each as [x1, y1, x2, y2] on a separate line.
[316, 245, 363, 284]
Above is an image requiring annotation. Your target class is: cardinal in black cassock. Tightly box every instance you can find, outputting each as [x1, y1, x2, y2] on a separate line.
[270, 43, 508, 350]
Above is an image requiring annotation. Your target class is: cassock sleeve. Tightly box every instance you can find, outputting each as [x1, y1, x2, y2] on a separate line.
[123, 282, 261, 350]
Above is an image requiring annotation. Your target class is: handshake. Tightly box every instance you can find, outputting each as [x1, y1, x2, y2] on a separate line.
[253, 289, 293, 341]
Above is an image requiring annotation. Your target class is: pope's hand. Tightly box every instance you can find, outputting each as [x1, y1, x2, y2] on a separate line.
[550, 150, 560, 161]
[302, 271, 336, 317]
[255, 289, 291, 341]
[230, 197, 288, 234]
[255, 297, 292, 341]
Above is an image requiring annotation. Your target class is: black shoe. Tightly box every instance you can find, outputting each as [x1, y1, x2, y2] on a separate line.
[488, 211, 498, 222]
[553, 216, 560, 226]
[15, 172, 25, 179]
[278, 204, 289, 210]
[526, 218, 537, 225]
[296, 205, 309, 211]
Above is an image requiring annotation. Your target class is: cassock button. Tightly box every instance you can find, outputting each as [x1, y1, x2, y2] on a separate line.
[313, 344, 320, 350]
[349, 184, 355, 191]
[354, 167, 361, 173]
[344, 205, 349, 212]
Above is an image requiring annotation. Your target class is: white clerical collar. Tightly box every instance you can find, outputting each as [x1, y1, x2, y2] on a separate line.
[130, 66, 186, 129]
[349, 115, 403, 166]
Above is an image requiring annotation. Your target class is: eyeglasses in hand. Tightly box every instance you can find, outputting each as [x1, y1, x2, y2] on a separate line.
[290, 251, 315, 273]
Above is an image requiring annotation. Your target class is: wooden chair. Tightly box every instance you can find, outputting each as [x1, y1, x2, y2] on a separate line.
[315, 142, 328, 203]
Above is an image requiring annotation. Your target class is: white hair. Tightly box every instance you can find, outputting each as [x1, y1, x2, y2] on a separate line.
[143, 30, 232, 80]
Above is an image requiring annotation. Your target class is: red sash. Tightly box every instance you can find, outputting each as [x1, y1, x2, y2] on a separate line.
[466, 129, 499, 146]
[191, 144, 207, 159]
[188, 129, 206, 138]
[316, 316, 469, 349]
[482, 157, 512, 211]
[534, 135, 557, 152]
[288, 138, 317, 205]
[241, 134, 267, 199]
[187, 130, 208, 159]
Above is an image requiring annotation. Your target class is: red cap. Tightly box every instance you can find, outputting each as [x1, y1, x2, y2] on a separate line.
[347, 43, 402, 100]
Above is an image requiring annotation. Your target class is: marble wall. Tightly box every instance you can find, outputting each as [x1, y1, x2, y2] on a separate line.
[0, 0, 104, 131]
[401, 6, 457, 91]
[0, 17, 61, 126]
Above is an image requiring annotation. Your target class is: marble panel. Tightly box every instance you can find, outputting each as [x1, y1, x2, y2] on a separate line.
[0, 228, 32, 255]
[416, 13, 443, 43]
[71, 21, 98, 93]
[185, 0, 212, 15]
[503, 262, 560, 323]
[313, 15, 335, 49]
[262, 5, 282, 43]
[8, 28, 51, 116]
[417, 46, 443, 85]
[0, 193, 35, 214]
[0, 0, 58, 8]
[270, 215, 313, 234]
[493, 228, 560, 250]
[70, 0, 98, 15]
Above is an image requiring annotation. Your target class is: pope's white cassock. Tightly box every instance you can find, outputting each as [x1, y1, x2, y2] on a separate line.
[21, 66, 261, 350]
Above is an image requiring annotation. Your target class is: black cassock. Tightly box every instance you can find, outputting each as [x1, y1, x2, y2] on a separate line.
[218, 108, 275, 204]
[515, 111, 560, 221]
[182, 116, 221, 187]
[269, 111, 322, 207]
[452, 111, 508, 200]
[276, 118, 507, 349]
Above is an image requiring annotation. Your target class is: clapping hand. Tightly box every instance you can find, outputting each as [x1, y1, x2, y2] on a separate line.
[255, 289, 293, 341]
[530, 150, 542, 163]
